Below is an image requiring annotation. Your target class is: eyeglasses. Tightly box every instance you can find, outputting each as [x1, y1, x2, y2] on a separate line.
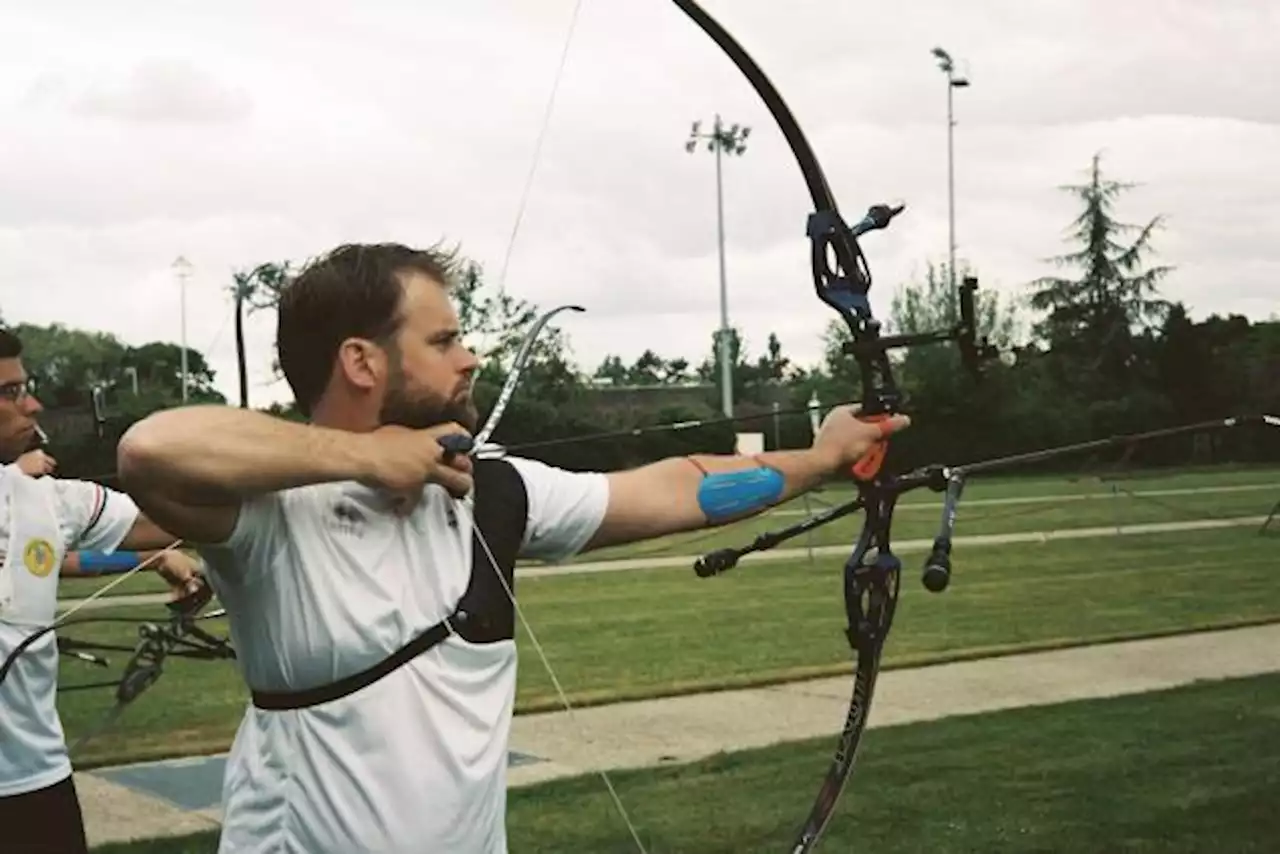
[0, 379, 35, 403]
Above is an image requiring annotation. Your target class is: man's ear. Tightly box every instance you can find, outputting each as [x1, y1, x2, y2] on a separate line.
[335, 338, 386, 392]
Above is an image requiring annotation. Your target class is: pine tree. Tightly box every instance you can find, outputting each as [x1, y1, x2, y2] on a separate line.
[1027, 152, 1173, 396]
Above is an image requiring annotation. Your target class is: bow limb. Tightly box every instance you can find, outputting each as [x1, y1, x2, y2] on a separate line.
[672, 0, 902, 482]
[471, 304, 586, 451]
[673, 2, 905, 848]
[795, 494, 904, 851]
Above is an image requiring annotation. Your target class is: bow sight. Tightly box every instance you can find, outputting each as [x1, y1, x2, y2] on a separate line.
[816, 201, 999, 419]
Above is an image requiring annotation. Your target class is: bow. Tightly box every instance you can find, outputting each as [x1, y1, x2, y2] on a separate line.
[657, 5, 1279, 850]
[4, 578, 235, 753]
[413, 3, 1277, 848]
[667, 2, 997, 849]
[430, 3, 997, 849]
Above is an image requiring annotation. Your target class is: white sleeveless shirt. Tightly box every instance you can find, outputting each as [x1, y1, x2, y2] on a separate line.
[197, 456, 608, 854]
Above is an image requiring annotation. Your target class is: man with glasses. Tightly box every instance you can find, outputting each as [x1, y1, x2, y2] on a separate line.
[0, 327, 203, 854]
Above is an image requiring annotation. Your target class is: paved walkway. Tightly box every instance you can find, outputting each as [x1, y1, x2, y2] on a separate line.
[78, 622, 1280, 848]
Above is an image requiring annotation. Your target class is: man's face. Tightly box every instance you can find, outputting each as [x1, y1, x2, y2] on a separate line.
[0, 358, 44, 464]
[377, 272, 481, 433]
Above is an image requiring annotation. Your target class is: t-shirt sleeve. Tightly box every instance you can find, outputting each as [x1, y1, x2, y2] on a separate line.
[505, 457, 609, 562]
[195, 492, 286, 584]
[52, 480, 140, 554]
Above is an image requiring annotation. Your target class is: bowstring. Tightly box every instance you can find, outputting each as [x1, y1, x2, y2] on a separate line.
[457, 494, 648, 853]
[452, 1, 645, 847]
[56, 540, 186, 623]
[476, 0, 586, 364]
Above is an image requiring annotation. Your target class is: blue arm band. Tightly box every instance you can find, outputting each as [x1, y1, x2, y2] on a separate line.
[696, 465, 786, 522]
[77, 550, 141, 574]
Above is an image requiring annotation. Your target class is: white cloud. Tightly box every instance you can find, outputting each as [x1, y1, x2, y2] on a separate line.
[24, 58, 253, 125]
[2, 0, 1276, 409]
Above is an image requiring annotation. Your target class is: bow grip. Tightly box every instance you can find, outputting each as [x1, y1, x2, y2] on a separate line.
[438, 434, 475, 459]
[850, 412, 891, 481]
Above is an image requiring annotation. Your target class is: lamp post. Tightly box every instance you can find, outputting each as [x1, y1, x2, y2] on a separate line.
[930, 46, 969, 314]
[685, 114, 750, 418]
[172, 256, 193, 402]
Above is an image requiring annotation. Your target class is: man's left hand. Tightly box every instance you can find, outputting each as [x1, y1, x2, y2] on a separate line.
[812, 404, 912, 470]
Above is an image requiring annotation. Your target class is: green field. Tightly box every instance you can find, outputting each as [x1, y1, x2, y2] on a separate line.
[92, 671, 1280, 853]
[43, 462, 1280, 852]
[55, 463, 1280, 602]
[55, 520, 1279, 768]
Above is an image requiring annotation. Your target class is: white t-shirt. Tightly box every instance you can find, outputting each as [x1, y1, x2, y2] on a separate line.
[197, 456, 609, 854]
[0, 466, 139, 797]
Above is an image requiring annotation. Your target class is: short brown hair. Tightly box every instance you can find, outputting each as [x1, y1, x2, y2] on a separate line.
[276, 242, 460, 416]
[0, 328, 22, 360]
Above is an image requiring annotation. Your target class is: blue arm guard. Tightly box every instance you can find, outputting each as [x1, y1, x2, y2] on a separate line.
[77, 550, 141, 574]
[695, 464, 786, 522]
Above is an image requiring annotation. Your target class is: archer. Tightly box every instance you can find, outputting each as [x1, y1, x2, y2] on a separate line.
[0, 327, 205, 854]
[115, 241, 907, 854]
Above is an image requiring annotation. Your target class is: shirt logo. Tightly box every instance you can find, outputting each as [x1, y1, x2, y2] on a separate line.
[329, 500, 366, 537]
[23, 538, 56, 578]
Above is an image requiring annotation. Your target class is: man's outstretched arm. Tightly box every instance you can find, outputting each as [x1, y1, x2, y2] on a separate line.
[584, 405, 909, 552]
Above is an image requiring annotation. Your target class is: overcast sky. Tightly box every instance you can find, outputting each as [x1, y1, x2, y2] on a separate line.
[3, 0, 1276, 407]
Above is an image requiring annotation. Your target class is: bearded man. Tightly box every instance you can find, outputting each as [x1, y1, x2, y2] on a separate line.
[117, 242, 909, 853]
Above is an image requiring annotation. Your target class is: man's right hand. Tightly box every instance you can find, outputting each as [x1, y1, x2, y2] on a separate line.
[357, 423, 476, 508]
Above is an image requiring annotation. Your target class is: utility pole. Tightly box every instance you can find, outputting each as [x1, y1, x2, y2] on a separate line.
[685, 113, 750, 418]
[172, 256, 193, 402]
[930, 47, 969, 316]
[806, 390, 822, 438]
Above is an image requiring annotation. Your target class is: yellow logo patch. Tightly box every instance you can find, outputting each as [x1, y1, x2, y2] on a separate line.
[23, 538, 57, 578]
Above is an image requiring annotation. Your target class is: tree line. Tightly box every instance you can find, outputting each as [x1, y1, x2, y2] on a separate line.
[6, 152, 1277, 480]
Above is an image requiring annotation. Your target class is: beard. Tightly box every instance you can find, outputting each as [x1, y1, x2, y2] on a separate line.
[378, 371, 479, 434]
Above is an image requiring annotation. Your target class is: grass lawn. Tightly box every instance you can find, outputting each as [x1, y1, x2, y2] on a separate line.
[91, 670, 1280, 853]
[55, 462, 1280, 601]
[55, 524, 1280, 769]
[574, 465, 1280, 564]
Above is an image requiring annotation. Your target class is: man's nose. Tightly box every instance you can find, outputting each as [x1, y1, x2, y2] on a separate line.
[22, 394, 43, 415]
